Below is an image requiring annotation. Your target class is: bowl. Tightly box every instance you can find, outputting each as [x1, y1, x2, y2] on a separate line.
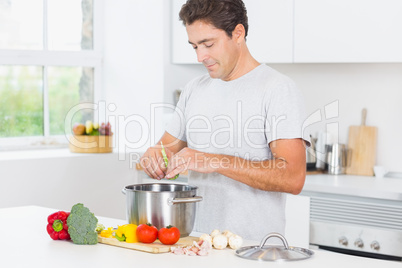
[68, 135, 113, 153]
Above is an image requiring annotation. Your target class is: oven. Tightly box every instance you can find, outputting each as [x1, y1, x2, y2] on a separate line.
[308, 193, 402, 261]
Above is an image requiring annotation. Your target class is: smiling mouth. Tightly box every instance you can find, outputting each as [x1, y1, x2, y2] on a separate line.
[205, 63, 216, 69]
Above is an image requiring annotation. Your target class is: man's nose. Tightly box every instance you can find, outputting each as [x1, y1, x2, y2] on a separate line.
[196, 48, 208, 63]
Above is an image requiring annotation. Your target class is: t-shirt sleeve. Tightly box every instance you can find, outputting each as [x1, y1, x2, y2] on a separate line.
[165, 88, 188, 142]
[264, 78, 310, 146]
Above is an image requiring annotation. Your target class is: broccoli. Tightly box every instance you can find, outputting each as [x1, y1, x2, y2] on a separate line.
[67, 203, 98, 245]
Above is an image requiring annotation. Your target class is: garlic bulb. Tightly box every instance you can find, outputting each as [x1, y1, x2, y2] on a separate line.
[210, 229, 221, 238]
[228, 234, 243, 249]
[212, 234, 228, 250]
[199, 233, 212, 244]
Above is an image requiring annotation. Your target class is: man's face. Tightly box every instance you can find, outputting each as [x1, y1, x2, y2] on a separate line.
[186, 20, 240, 81]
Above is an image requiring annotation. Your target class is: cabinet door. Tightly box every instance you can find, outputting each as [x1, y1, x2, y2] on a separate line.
[171, 0, 293, 64]
[294, 0, 402, 62]
[285, 194, 310, 248]
[244, 0, 293, 63]
[171, 0, 197, 64]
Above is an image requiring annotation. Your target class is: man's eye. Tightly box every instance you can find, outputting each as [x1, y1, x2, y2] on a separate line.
[205, 43, 213, 48]
[192, 46, 198, 50]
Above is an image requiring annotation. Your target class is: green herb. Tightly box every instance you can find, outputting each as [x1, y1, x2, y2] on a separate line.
[160, 141, 179, 180]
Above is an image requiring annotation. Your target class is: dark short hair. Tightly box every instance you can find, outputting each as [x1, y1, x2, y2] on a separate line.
[179, 0, 248, 38]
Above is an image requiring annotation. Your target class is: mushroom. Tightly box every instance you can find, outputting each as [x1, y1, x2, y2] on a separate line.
[212, 234, 228, 250]
[210, 229, 221, 238]
[222, 230, 234, 239]
[228, 234, 243, 250]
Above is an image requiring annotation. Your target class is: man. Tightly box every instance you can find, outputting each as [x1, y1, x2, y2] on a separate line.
[140, 0, 308, 240]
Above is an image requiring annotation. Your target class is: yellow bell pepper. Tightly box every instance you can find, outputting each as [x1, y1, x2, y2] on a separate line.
[115, 224, 138, 243]
[100, 227, 114, 238]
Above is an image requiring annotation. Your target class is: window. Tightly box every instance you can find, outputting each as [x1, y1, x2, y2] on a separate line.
[0, 0, 102, 150]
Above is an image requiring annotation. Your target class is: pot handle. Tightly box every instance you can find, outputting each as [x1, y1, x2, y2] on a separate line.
[167, 196, 203, 206]
[121, 188, 126, 195]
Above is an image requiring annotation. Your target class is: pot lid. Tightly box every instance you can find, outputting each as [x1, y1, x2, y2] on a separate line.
[235, 233, 314, 262]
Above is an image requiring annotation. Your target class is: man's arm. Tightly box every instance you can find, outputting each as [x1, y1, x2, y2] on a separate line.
[165, 138, 306, 195]
[140, 131, 187, 180]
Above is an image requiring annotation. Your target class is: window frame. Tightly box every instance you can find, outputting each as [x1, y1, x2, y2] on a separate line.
[0, 0, 104, 151]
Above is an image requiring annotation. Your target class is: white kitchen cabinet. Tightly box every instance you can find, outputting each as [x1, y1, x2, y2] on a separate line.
[171, 0, 294, 64]
[243, 0, 293, 63]
[285, 194, 310, 248]
[171, 0, 196, 64]
[294, 0, 402, 63]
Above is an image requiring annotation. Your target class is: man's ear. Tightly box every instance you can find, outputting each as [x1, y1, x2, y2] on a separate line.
[232, 24, 246, 43]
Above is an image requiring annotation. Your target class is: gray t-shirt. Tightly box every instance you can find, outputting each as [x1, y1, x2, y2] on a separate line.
[165, 64, 307, 240]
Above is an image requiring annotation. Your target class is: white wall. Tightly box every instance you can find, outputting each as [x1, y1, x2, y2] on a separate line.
[274, 63, 402, 173]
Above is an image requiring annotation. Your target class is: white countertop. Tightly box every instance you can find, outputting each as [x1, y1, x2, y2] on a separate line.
[302, 174, 402, 201]
[1, 206, 400, 268]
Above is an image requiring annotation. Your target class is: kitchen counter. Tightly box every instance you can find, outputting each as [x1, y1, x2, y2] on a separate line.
[302, 174, 402, 201]
[1, 206, 400, 268]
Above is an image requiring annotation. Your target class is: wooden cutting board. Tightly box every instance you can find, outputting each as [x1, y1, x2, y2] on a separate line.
[346, 109, 377, 176]
[98, 235, 198, 254]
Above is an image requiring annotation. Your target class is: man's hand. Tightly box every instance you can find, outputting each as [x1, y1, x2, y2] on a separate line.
[140, 132, 187, 180]
[165, 148, 218, 179]
[140, 145, 174, 180]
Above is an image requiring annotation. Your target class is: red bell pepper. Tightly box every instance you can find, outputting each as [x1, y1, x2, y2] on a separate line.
[46, 211, 71, 240]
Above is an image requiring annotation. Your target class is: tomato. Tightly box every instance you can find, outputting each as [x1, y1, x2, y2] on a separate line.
[136, 223, 158, 243]
[158, 225, 180, 245]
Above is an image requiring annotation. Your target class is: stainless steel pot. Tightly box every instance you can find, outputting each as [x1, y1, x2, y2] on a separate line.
[122, 183, 202, 237]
